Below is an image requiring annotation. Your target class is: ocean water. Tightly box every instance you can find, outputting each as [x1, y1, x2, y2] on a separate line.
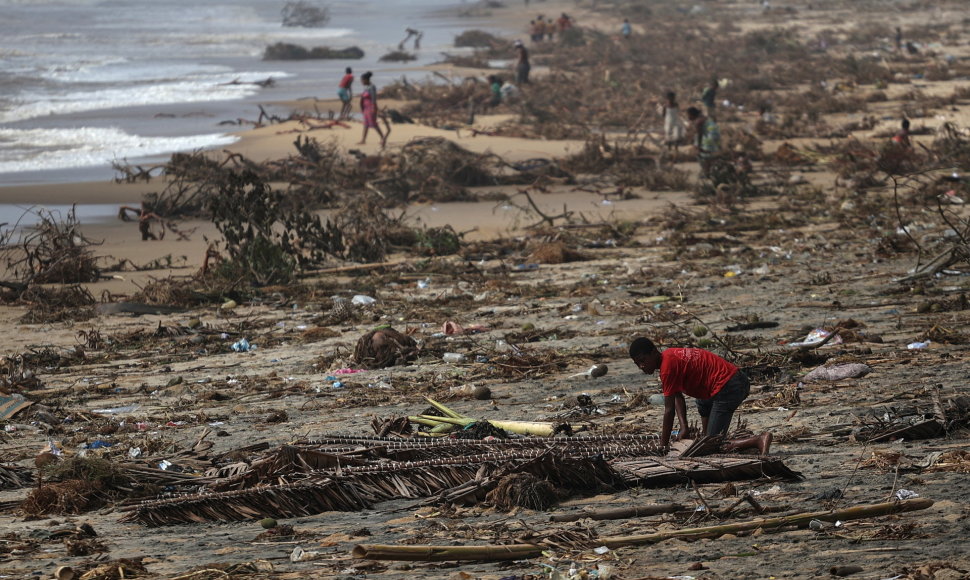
[0, 0, 496, 186]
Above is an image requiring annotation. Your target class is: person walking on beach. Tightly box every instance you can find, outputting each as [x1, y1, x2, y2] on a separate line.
[629, 337, 772, 455]
[686, 106, 720, 176]
[701, 78, 718, 120]
[621, 18, 632, 40]
[358, 71, 386, 148]
[119, 202, 163, 241]
[661, 91, 685, 151]
[514, 40, 530, 84]
[893, 118, 912, 148]
[337, 67, 354, 120]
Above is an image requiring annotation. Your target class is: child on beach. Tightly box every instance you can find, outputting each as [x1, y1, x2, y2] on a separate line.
[629, 337, 772, 455]
[487, 75, 503, 108]
[661, 91, 685, 151]
[514, 40, 530, 84]
[337, 67, 354, 121]
[357, 71, 386, 148]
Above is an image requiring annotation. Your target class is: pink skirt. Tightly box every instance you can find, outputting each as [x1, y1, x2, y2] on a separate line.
[363, 106, 378, 128]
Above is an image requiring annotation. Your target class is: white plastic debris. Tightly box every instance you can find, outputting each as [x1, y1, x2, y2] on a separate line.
[290, 546, 322, 562]
[894, 489, 919, 500]
[231, 338, 254, 352]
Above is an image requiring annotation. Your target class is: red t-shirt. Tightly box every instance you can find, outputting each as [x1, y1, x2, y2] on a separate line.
[339, 74, 354, 89]
[659, 348, 737, 400]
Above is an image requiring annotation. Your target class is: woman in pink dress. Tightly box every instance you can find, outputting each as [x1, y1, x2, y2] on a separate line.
[358, 71, 386, 147]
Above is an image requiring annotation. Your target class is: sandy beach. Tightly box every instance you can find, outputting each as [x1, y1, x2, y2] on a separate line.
[3, 1, 970, 579]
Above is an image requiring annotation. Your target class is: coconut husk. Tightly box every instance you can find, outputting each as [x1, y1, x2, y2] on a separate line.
[486, 472, 557, 511]
[21, 480, 106, 517]
[352, 327, 418, 369]
[527, 241, 586, 264]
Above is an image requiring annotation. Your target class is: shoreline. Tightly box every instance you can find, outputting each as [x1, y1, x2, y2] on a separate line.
[0, 0, 586, 193]
[0, 0, 512, 187]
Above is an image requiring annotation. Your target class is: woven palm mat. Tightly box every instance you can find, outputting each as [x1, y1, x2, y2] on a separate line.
[120, 435, 800, 526]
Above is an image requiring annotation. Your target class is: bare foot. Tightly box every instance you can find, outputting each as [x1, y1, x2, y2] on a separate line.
[722, 431, 772, 455]
[757, 431, 773, 455]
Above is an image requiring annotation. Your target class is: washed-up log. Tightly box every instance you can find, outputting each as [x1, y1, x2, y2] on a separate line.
[351, 543, 541, 562]
[550, 503, 683, 522]
[351, 498, 933, 561]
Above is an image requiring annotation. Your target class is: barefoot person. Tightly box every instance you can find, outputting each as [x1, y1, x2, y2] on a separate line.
[686, 106, 720, 177]
[661, 91, 685, 152]
[513, 40, 530, 84]
[337, 67, 354, 120]
[357, 71, 386, 147]
[629, 337, 771, 454]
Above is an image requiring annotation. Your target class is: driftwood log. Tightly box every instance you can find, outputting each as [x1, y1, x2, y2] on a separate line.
[352, 498, 934, 562]
[549, 502, 683, 523]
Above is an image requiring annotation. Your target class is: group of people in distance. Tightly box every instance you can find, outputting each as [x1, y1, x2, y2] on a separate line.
[658, 80, 722, 175]
[528, 13, 573, 43]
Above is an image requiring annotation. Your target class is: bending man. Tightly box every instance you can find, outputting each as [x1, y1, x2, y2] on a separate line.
[629, 337, 771, 454]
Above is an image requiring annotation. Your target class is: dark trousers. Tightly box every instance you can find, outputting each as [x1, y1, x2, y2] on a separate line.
[695, 370, 750, 436]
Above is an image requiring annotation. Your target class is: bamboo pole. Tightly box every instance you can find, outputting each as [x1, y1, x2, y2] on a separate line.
[599, 498, 933, 548]
[350, 543, 541, 562]
[549, 503, 684, 523]
[352, 498, 933, 562]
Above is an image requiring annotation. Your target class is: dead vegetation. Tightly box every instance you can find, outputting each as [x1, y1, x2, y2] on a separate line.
[4, 2, 970, 578]
[0, 207, 102, 296]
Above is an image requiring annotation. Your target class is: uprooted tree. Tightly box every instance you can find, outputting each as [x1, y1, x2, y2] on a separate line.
[0, 207, 102, 298]
[876, 122, 970, 282]
[204, 170, 344, 286]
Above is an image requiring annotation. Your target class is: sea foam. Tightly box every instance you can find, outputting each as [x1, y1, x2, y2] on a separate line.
[0, 126, 238, 173]
[1, 71, 289, 124]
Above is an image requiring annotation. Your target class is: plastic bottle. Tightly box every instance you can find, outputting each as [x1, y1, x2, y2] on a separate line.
[442, 352, 466, 363]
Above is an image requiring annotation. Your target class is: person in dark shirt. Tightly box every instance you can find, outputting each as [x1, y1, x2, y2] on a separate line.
[701, 78, 718, 120]
[514, 40, 530, 84]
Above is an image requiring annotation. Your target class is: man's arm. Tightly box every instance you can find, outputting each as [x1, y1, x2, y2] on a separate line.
[660, 392, 687, 448]
[673, 393, 689, 439]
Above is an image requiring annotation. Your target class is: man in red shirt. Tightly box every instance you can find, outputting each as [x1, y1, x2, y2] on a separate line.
[337, 67, 354, 121]
[629, 337, 771, 454]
